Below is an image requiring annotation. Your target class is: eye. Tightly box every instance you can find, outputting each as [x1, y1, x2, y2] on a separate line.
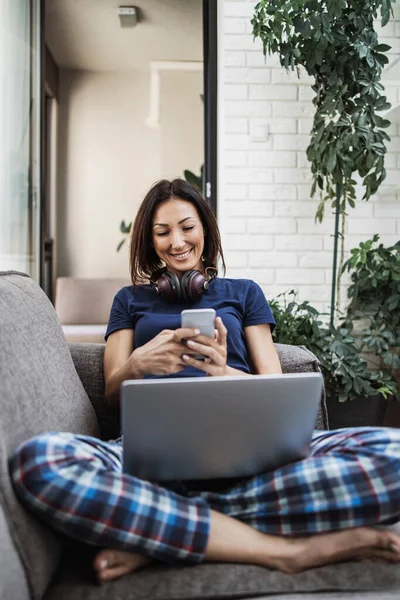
[183, 226, 195, 232]
[155, 231, 168, 237]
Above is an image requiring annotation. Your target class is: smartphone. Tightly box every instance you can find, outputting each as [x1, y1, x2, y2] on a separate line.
[181, 308, 216, 360]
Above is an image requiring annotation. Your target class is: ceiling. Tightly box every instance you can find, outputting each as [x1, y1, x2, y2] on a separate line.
[45, 0, 203, 72]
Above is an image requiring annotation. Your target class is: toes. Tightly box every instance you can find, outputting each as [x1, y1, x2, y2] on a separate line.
[386, 534, 400, 554]
[94, 549, 153, 584]
[93, 549, 113, 574]
[94, 549, 130, 577]
[98, 562, 134, 583]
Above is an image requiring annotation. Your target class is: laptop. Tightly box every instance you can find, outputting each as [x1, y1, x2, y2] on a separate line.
[121, 372, 323, 482]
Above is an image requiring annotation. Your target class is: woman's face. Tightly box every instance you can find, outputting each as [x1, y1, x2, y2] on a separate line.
[152, 198, 205, 278]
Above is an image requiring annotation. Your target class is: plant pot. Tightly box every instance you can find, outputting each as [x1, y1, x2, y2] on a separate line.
[327, 393, 387, 429]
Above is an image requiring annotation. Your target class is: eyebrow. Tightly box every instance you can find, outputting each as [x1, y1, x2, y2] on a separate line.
[153, 217, 195, 228]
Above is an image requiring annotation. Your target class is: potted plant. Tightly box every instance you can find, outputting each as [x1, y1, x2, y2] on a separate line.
[342, 235, 400, 392]
[270, 290, 397, 427]
[251, 0, 394, 325]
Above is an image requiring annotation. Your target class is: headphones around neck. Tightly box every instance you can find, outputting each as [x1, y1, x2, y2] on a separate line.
[151, 267, 217, 303]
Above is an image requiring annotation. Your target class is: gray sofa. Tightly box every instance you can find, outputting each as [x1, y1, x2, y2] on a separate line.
[1, 270, 399, 600]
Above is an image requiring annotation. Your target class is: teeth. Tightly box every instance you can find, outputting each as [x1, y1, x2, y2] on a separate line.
[172, 250, 191, 258]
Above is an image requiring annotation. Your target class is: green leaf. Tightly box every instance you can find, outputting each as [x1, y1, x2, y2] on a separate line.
[116, 239, 126, 252]
[120, 220, 132, 234]
[374, 115, 391, 128]
[375, 53, 389, 66]
[326, 147, 337, 173]
[375, 102, 392, 112]
[381, 5, 391, 27]
[184, 169, 202, 191]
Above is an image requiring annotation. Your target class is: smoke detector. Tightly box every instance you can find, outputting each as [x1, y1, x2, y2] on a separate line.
[118, 6, 138, 28]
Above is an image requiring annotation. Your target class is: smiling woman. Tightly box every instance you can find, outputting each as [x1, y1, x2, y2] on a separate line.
[11, 176, 400, 588]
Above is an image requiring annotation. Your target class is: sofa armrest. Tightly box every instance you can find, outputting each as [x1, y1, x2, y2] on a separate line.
[275, 343, 329, 430]
[68, 342, 120, 441]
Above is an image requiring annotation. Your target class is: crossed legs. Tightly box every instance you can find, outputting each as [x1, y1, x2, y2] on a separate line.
[10, 428, 400, 582]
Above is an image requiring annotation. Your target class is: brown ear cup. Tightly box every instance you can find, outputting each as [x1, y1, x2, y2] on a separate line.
[181, 270, 208, 302]
[155, 271, 182, 302]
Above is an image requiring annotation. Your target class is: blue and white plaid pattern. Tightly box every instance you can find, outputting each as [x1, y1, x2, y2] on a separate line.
[10, 427, 400, 564]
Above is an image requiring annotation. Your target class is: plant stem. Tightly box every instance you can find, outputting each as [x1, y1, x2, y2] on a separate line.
[330, 181, 342, 327]
[335, 209, 346, 322]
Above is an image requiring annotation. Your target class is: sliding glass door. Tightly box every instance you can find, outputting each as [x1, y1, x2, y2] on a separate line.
[0, 0, 41, 279]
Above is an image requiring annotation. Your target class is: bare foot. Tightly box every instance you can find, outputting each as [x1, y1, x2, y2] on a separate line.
[93, 549, 152, 583]
[93, 527, 400, 582]
[270, 527, 400, 574]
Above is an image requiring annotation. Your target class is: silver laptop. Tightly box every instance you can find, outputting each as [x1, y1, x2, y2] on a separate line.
[121, 372, 323, 482]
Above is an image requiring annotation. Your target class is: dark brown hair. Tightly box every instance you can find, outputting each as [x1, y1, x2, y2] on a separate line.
[129, 178, 226, 284]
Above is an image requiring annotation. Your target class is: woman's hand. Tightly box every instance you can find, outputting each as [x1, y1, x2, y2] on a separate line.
[130, 328, 200, 377]
[182, 317, 228, 376]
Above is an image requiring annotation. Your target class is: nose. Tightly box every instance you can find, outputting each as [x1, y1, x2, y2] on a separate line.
[170, 229, 185, 250]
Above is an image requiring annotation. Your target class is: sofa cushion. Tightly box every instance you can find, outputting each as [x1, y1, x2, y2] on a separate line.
[62, 324, 107, 343]
[43, 524, 400, 600]
[68, 342, 120, 441]
[0, 271, 100, 600]
[0, 498, 30, 600]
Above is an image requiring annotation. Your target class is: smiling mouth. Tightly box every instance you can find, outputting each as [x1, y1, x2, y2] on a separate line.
[169, 249, 192, 260]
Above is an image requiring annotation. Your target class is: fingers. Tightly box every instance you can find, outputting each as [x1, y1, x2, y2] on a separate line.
[182, 353, 218, 375]
[187, 317, 226, 351]
[185, 339, 222, 363]
[215, 316, 227, 346]
[173, 327, 201, 342]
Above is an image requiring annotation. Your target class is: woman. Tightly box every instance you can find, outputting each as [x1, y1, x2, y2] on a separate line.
[11, 179, 400, 584]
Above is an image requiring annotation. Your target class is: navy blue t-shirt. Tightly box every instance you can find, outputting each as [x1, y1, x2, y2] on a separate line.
[105, 278, 275, 378]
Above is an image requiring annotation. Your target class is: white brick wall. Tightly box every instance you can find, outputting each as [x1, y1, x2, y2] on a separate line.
[218, 0, 400, 315]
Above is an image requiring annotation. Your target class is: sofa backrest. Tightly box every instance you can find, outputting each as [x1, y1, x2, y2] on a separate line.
[276, 343, 328, 430]
[55, 277, 130, 325]
[0, 271, 100, 600]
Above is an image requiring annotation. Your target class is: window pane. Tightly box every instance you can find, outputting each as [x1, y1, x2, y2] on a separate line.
[0, 0, 40, 278]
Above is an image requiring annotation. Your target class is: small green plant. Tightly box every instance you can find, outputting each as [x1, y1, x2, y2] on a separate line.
[271, 290, 397, 402]
[116, 220, 132, 252]
[184, 165, 203, 192]
[342, 235, 400, 390]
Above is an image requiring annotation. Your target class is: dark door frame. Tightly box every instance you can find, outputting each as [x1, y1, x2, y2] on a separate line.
[39, 1, 218, 290]
[203, 0, 218, 215]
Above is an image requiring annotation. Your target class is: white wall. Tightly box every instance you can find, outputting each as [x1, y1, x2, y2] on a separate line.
[56, 68, 203, 278]
[218, 0, 400, 314]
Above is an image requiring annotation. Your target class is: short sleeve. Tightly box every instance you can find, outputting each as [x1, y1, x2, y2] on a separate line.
[243, 280, 276, 331]
[104, 289, 134, 341]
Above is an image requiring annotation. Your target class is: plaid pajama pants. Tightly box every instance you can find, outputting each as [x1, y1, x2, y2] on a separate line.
[10, 427, 400, 565]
